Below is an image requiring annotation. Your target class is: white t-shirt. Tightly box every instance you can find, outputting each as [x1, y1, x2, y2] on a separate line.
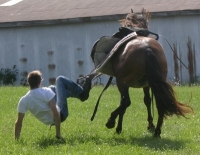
[17, 87, 60, 125]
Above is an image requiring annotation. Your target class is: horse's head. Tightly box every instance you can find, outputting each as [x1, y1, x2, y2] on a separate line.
[120, 8, 151, 30]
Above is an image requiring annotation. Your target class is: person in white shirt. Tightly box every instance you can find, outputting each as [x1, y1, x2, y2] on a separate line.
[15, 70, 91, 140]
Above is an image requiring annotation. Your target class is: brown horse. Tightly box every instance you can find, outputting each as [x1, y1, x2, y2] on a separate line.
[82, 9, 193, 138]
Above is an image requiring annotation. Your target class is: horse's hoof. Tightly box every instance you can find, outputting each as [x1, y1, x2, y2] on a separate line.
[105, 119, 115, 129]
[116, 128, 122, 134]
[153, 129, 161, 138]
[153, 133, 161, 138]
[147, 124, 155, 133]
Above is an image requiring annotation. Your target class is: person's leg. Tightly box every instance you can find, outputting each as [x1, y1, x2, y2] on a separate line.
[56, 76, 84, 122]
[48, 85, 57, 102]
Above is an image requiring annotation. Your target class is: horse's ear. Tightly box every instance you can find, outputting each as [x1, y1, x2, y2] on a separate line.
[131, 9, 133, 13]
[142, 8, 151, 21]
[141, 8, 146, 14]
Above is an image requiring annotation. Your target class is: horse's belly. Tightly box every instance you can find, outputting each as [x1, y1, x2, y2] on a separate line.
[129, 81, 148, 88]
[125, 75, 148, 88]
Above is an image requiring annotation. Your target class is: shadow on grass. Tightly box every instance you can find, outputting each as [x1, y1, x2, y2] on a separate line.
[36, 137, 66, 149]
[36, 133, 187, 151]
[115, 136, 186, 151]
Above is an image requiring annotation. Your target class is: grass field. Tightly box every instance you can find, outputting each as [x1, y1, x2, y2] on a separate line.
[0, 86, 199, 155]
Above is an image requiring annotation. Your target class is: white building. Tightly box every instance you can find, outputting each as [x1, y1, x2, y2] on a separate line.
[0, 0, 199, 85]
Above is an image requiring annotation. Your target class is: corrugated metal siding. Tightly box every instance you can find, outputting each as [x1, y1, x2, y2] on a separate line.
[0, 14, 200, 85]
[150, 14, 200, 83]
[0, 20, 121, 85]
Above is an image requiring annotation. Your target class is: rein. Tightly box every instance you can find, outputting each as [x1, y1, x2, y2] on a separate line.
[159, 35, 188, 70]
[128, 27, 187, 69]
[77, 70, 112, 121]
[90, 77, 113, 121]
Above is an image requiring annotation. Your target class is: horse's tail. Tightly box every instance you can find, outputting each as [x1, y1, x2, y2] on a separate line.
[145, 50, 193, 118]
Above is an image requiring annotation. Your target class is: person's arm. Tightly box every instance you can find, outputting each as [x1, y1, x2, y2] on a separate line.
[49, 99, 63, 139]
[15, 112, 25, 140]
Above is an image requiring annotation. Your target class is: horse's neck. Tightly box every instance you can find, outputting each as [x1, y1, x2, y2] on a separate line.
[128, 26, 148, 31]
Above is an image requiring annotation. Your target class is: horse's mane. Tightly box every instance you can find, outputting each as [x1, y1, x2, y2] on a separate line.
[120, 8, 151, 29]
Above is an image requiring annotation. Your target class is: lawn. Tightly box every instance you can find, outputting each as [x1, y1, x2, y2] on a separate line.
[0, 86, 199, 155]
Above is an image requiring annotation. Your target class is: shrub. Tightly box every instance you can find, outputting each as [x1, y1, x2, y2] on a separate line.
[0, 65, 18, 85]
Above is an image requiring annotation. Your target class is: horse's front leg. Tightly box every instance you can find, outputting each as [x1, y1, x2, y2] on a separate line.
[143, 87, 155, 132]
[105, 108, 119, 129]
[106, 84, 130, 134]
[116, 109, 126, 134]
[105, 103, 125, 129]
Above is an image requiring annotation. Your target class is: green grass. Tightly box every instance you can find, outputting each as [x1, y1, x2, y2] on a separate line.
[0, 86, 199, 154]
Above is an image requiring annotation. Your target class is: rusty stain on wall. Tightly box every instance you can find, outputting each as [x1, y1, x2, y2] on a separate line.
[179, 48, 183, 84]
[21, 71, 28, 77]
[48, 64, 56, 69]
[49, 77, 56, 85]
[47, 51, 54, 56]
[20, 58, 27, 62]
[187, 36, 196, 85]
[78, 60, 83, 66]
[173, 43, 179, 82]
[77, 47, 82, 51]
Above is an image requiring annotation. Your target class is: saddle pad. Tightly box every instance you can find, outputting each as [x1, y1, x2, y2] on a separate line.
[93, 37, 121, 68]
[95, 32, 137, 76]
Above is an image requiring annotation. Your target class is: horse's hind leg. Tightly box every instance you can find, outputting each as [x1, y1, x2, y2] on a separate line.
[154, 98, 164, 138]
[143, 87, 155, 132]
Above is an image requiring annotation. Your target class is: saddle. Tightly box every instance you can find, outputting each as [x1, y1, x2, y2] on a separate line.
[90, 27, 159, 76]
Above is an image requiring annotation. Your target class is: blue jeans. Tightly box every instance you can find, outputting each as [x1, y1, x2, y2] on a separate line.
[49, 76, 83, 122]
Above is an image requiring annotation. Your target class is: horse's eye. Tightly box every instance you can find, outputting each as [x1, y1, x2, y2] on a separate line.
[132, 20, 138, 24]
[127, 17, 131, 21]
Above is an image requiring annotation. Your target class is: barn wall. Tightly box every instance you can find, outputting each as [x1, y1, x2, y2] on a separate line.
[0, 20, 120, 86]
[0, 14, 199, 86]
[150, 14, 200, 84]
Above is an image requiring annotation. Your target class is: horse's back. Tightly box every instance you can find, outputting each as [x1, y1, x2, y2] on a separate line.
[112, 36, 167, 87]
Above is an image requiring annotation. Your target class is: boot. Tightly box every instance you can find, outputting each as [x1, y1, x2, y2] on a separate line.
[79, 76, 91, 101]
